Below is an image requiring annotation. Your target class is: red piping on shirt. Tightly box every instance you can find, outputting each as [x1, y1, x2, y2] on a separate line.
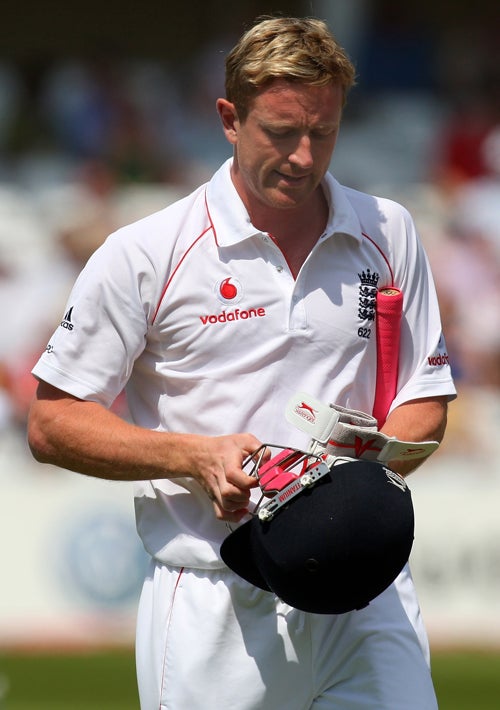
[204, 189, 218, 246]
[152, 190, 220, 323]
[361, 231, 395, 286]
[152, 226, 213, 324]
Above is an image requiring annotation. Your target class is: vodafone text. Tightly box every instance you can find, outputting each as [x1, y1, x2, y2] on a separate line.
[427, 353, 450, 367]
[200, 307, 266, 325]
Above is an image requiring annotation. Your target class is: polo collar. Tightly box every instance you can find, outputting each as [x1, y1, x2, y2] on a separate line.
[205, 158, 362, 247]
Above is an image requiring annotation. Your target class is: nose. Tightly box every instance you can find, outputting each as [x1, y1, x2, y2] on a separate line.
[289, 135, 313, 170]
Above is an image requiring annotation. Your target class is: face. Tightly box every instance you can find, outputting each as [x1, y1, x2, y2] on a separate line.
[217, 79, 343, 213]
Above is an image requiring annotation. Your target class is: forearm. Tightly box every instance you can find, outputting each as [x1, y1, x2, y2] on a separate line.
[28, 381, 261, 522]
[380, 396, 448, 476]
[28, 389, 199, 481]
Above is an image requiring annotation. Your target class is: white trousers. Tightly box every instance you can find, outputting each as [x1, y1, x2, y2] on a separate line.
[136, 561, 437, 710]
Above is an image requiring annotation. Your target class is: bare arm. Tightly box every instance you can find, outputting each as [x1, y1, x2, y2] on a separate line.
[380, 396, 448, 476]
[27, 381, 261, 522]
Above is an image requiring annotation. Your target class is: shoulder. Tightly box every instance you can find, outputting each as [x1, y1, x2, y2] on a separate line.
[75, 182, 213, 307]
[323, 173, 417, 245]
[334, 183, 419, 260]
[109, 182, 210, 252]
[340, 183, 414, 228]
[327, 177, 425, 284]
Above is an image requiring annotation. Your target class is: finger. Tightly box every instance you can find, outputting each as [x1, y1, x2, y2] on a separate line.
[218, 485, 251, 510]
[212, 502, 250, 523]
[242, 441, 270, 465]
[205, 478, 250, 511]
[223, 464, 259, 491]
[216, 469, 253, 508]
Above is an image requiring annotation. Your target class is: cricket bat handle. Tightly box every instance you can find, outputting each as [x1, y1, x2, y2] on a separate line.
[373, 287, 403, 428]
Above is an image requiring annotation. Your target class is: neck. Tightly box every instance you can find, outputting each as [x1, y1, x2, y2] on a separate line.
[253, 190, 329, 277]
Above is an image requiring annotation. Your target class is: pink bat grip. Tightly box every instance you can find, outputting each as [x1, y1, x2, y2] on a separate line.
[373, 287, 403, 427]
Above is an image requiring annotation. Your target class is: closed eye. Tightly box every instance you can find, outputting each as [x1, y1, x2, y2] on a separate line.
[311, 127, 338, 139]
[265, 127, 337, 140]
[265, 127, 297, 139]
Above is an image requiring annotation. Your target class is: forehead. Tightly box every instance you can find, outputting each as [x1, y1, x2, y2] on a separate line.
[249, 78, 343, 123]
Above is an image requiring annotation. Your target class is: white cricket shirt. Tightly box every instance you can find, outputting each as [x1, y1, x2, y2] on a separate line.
[33, 159, 456, 569]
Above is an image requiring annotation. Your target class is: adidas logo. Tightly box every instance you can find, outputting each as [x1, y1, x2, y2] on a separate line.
[61, 306, 74, 331]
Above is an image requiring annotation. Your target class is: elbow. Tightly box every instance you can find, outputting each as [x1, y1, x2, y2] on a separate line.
[27, 381, 81, 467]
[27, 424, 52, 464]
[430, 397, 448, 444]
[27, 408, 57, 465]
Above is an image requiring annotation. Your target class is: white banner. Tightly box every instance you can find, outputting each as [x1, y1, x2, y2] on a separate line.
[409, 457, 500, 647]
[0, 432, 147, 648]
[1, 430, 499, 649]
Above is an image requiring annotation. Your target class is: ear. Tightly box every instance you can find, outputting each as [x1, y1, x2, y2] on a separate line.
[216, 98, 239, 145]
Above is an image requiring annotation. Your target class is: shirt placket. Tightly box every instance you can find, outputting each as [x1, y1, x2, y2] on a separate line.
[259, 234, 308, 332]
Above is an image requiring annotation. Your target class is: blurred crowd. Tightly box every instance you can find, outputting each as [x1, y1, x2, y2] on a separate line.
[0, 25, 499, 464]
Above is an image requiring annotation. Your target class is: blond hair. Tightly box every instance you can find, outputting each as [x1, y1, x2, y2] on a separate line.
[225, 16, 356, 120]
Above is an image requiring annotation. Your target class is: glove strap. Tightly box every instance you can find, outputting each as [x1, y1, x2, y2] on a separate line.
[329, 403, 378, 430]
[286, 391, 438, 464]
[325, 423, 438, 463]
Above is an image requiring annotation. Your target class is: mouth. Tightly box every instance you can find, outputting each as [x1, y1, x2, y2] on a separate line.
[275, 171, 311, 187]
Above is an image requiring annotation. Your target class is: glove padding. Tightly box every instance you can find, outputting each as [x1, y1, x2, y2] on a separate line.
[286, 392, 439, 464]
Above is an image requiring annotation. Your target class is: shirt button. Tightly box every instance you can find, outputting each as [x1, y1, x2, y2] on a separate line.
[276, 265, 283, 273]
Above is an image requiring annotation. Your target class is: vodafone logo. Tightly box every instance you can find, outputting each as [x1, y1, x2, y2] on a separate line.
[216, 277, 242, 305]
[200, 276, 267, 326]
[427, 352, 450, 367]
[200, 307, 266, 325]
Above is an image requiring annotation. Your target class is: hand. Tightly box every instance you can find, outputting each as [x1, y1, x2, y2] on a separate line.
[188, 433, 262, 522]
[28, 381, 267, 502]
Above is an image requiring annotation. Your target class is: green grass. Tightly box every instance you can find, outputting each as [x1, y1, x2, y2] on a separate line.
[432, 650, 500, 710]
[0, 649, 139, 710]
[0, 648, 499, 709]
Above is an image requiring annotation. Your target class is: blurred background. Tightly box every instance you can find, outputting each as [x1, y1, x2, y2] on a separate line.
[0, 0, 499, 702]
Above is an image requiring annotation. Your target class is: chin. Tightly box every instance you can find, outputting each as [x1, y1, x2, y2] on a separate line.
[264, 188, 310, 210]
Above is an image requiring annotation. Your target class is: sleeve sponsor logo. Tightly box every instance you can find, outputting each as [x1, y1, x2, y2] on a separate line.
[427, 352, 450, 367]
[60, 306, 74, 331]
[427, 333, 451, 367]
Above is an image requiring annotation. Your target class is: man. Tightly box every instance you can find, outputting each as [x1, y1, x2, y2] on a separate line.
[28, 16, 455, 709]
